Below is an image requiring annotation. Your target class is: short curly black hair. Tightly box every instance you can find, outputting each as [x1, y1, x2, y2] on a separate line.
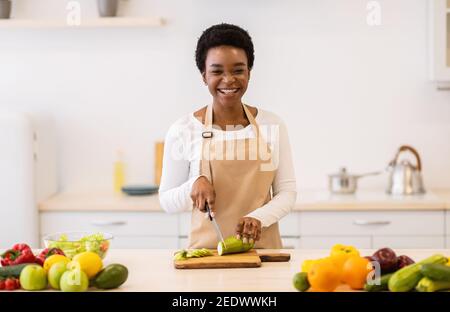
[195, 23, 254, 73]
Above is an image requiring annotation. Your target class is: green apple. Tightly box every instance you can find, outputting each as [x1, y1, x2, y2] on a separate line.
[60, 269, 89, 292]
[48, 261, 68, 289]
[19, 264, 47, 291]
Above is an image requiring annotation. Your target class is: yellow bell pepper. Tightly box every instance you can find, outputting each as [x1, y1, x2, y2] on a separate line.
[446, 257, 450, 266]
[329, 244, 360, 269]
[301, 259, 319, 273]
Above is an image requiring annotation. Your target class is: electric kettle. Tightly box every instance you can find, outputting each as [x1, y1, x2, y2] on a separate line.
[386, 145, 426, 195]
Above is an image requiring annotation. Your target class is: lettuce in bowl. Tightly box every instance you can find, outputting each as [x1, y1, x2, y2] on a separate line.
[43, 232, 113, 259]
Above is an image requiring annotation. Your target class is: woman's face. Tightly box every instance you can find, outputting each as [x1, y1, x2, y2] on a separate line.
[202, 45, 250, 108]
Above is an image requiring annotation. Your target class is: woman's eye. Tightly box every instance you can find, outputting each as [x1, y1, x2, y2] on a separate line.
[211, 70, 222, 74]
[234, 70, 244, 74]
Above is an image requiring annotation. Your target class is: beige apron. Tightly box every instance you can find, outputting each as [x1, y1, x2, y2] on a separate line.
[188, 103, 282, 249]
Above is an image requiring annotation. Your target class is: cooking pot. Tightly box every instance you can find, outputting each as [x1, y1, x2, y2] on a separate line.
[328, 167, 381, 194]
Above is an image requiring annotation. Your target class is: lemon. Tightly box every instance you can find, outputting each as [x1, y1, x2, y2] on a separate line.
[72, 252, 103, 278]
[43, 255, 70, 273]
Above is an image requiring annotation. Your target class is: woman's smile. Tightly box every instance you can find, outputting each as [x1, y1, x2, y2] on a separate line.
[217, 87, 240, 95]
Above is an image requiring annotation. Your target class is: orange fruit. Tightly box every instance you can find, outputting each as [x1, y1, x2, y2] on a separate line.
[341, 256, 373, 290]
[307, 258, 341, 292]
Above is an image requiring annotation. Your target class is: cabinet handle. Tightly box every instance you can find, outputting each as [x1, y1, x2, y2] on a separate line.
[353, 220, 391, 226]
[91, 221, 127, 226]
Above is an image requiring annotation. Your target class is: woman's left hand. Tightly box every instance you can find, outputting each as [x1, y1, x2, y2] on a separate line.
[235, 217, 262, 244]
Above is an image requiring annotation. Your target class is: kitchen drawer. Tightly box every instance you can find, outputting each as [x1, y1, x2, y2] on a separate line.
[279, 213, 300, 236]
[281, 237, 301, 249]
[179, 237, 189, 249]
[446, 211, 450, 234]
[373, 236, 445, 249]
[40, 212, 178, 237]
[178, 212, 191, 236]
[299, 211, 444, 236]
[298, 236, 371, 249]
[112, 236, 178, 249]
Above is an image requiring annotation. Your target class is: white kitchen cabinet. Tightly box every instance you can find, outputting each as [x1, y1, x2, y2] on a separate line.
[111, 236, 178, 249]
[298, 236, 371, 249]
[298, 210, 445, 249]
[373, 236, 445, 249]
[446, 210, 450, 233]
[299, 211, 444, 236]
[40, 211, 179, 249]
[429, 0, 450, 87]
[39, 208, 449, 250]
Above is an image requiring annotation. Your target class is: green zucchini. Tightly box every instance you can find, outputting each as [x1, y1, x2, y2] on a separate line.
[0, 263, 29, 278]
[364, 273, 393, 292]
[217, 236, 254, 256]
[416, 276, 450, 292]
[388, 254, 448, 292]
[421, 263, 450, 282]
[173, 248, 213, 261]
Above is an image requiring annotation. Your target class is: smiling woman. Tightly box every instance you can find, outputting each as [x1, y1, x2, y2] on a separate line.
[158, 23, 297, 250]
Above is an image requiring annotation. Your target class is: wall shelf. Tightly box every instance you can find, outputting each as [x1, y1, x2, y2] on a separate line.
[0, 17, 165, 29]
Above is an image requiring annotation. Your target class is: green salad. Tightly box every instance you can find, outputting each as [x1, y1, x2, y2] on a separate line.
[47, 232, 110, 259]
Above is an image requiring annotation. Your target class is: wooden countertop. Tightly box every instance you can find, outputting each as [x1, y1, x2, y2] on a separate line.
[79, 249, 450, 292]
[39, 189, 450, 212]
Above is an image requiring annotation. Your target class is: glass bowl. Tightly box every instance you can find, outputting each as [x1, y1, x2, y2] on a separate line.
[43, 231, 113, 259]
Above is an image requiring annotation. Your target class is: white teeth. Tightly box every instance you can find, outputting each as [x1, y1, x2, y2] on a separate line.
[219, 88, 239, 94]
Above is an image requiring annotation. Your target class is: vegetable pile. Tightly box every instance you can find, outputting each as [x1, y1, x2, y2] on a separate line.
[293, 244, 450, 292]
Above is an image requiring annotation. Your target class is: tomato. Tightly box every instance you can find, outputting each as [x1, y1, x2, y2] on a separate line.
[0, 279, 5, 290]
[5, 278, 17, 290]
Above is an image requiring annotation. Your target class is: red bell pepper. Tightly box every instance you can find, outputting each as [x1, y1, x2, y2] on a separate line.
[35, 248, 66, 266]
[0, 243, 36, 266]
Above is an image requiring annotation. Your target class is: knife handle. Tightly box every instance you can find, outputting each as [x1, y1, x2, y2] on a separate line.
[205, 202, 213, 221]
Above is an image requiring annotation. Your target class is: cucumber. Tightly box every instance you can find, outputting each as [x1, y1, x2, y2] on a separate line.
[388, 254, 448, 292]
[93, 264, 128, 289]
[421, 263, 450, 282]
[173, 249, 213, 261]
[364, 273, 393, 292]
[0, 263, 29, 278]
[217, 236, 254, 256]
[416, 276, 450, 292]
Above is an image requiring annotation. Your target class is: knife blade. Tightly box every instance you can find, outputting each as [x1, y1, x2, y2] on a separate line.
[205, 203, 226, 247]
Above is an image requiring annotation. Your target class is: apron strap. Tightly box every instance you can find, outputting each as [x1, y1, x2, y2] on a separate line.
[200, 104, 214, 182]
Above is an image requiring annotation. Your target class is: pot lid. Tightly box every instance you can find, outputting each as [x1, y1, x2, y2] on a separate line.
[329, 167, 355, 178]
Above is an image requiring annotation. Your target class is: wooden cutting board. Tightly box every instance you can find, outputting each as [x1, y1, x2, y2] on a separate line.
[174, 250, 290, 269]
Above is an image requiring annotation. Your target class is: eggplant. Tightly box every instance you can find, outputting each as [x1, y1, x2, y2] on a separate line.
[397, 255, 415, 269]
[372, 247, 398, 273]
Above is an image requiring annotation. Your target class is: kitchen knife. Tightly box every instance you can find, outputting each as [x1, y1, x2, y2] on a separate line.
[205, 203, 226, 247]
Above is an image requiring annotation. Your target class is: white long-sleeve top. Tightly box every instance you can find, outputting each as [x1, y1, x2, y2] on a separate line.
[158, 108, 297, 228]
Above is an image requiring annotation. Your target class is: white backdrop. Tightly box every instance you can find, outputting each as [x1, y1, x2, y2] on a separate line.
[1, 0, 449, 192]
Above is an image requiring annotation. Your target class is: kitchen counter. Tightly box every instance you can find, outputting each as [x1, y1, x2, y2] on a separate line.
[77, 248, 450, 292]
[38, 189, 450, 212]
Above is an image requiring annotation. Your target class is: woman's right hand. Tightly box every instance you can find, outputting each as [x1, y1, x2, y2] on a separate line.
[190, 176, 216, 217]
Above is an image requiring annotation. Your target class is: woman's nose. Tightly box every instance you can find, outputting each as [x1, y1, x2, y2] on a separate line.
[222, 73, 236, 83]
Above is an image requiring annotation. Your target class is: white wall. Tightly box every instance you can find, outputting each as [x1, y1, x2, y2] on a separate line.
[1, 0, 449, 193]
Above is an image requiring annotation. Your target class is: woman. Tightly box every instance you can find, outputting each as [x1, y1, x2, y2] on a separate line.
[159, 23, 297, 249]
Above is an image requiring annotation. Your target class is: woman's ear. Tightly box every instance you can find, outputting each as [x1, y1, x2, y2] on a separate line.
[202, 72, 207, 85]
